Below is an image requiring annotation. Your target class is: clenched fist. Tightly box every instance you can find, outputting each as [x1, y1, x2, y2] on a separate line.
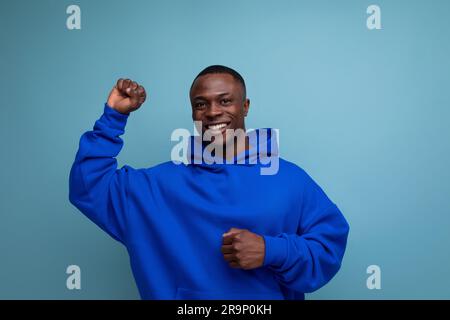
[107, 78, 147, 115]
[221, 228, 266, 270]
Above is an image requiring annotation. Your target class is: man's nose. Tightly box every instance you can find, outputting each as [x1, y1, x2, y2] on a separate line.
[204, 103, 223, 119]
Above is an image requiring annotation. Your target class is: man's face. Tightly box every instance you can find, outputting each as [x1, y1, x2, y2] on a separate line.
[190, 73, 250, 145]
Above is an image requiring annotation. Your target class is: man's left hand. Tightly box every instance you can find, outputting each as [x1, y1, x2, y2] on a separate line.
[221, 228, 265, 270]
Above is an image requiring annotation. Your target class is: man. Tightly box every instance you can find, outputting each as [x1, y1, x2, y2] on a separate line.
[69, 65, 349, 300]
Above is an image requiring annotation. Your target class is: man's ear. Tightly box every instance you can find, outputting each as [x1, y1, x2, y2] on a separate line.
[243, 98, 250, 117]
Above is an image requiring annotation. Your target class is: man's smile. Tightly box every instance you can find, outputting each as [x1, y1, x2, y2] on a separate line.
[205, 121, 231, 134]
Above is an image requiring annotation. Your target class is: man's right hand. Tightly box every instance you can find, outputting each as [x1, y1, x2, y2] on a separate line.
[107, 78, 147, 115]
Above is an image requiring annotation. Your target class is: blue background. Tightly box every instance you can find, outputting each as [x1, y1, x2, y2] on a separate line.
[1, 0, 449, 299]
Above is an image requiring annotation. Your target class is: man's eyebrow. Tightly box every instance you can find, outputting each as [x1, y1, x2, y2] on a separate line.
[193, 92, 231, 100]
[216, 92, 231, 98]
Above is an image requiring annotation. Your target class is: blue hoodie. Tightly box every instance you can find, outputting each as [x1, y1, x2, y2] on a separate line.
[69, 103, 350, 300]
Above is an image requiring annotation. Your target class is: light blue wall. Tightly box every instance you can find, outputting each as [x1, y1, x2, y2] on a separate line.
[1, 0, 449, 299]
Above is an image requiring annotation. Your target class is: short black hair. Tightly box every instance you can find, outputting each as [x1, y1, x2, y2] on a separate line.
[190, 65, 246, 99]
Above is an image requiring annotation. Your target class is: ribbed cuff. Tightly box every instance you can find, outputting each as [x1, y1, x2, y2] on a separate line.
[102, 103, 129, 130]
[262, 235, 288, 268]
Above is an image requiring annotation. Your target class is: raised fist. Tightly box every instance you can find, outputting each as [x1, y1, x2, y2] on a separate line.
[107, 78, 147, 115]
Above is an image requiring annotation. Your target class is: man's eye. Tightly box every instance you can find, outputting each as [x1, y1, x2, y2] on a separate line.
[195, 102, 206, 109]
[221, 99, 231, 105]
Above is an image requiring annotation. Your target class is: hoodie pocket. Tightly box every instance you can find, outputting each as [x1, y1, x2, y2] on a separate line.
[175, 287, 284, 300]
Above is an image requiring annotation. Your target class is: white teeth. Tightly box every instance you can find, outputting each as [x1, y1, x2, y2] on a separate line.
[208, 123, 227, 130]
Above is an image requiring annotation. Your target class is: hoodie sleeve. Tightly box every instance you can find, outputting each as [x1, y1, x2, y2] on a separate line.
[69, 103, 134, 245]
[262, 171, 350, 293]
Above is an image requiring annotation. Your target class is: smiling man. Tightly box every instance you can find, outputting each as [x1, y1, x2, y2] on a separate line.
[190, 67, 250, 158]
[69, 65, 350, 300]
